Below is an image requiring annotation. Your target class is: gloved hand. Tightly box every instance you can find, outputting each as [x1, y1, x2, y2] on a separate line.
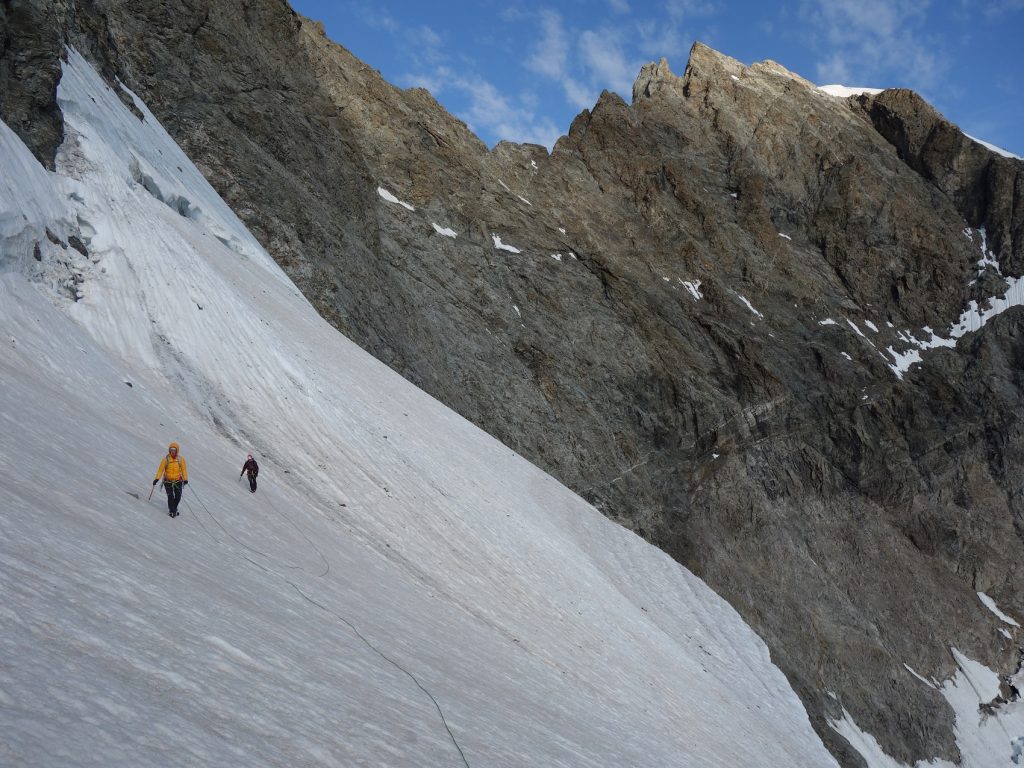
[152, 478, 159, 486]
[182, 480, 188, 486]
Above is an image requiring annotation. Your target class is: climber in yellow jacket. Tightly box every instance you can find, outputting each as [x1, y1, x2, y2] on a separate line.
[153, 442, 188, 518]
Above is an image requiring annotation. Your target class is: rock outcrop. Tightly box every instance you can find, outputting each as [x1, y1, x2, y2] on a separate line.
[3, 3, 1024, 764]
[854, 87, 1024, 273]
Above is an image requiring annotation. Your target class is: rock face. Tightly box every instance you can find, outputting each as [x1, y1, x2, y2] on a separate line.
[4, 3, 1024, 764]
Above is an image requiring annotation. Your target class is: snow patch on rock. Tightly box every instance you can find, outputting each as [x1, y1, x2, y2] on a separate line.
[376, 186, 414, 211]
[978, 592, 1020, 627]
[737, 294, 763, 318]
[492, 234, 521, 254]
[681, 280, 703, 301]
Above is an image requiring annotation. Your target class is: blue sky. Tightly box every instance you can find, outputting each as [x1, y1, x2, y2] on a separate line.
[290, 0, 1023, 156]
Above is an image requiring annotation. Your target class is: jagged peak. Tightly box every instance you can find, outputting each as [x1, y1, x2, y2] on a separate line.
[632, 42, 821, 104]
[687, 41, 745, 72]
[632, 43, 745, 103]
[594, 88, 629, 112]
[632, 57, 680, 102]
[681, 41, 746, 86]
[749, 59, 816, 89]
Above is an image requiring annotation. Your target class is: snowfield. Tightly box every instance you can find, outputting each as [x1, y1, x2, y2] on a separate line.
[1, 47, 1019, 768]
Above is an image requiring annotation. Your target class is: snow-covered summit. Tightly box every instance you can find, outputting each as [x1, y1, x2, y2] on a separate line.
[0, 49, 841, 766]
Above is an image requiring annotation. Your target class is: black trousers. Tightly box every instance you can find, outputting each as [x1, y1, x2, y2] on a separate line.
[164, 481, 183, 514]
[247, 473, 257, 492]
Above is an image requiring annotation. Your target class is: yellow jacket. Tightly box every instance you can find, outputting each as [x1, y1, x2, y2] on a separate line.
[155, 450, 188, 483]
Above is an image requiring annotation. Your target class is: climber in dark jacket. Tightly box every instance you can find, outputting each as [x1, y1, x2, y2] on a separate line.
[240, 454, 259, 493]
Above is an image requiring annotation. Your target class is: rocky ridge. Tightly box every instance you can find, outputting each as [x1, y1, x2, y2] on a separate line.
[3, 2, 1024, 764]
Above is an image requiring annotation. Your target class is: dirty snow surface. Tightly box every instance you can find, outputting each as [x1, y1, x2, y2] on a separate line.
[0, 49, 840, 767]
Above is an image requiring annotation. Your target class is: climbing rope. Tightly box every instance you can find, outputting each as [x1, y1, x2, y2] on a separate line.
[179, 484, 469, 766]
[259, 490, 330, 577]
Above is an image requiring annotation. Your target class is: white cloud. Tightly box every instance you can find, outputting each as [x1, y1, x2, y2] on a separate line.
[637, 2, 720, 65]
[526, 10, 570, 79]
[563, 79, 597, 110]
[499, 6, 529, 23]
[636, 19, 688, 60]
[666, 0, 720, 22]
[412, 66, 562, 148]
[609, 0, 632, 12]
[345, 3, 566, 147]
[404, 24, 445, 68]
[413, 25, 442, 48]
[579, 29, 640, 98]
[398, 71, 445, 94]
[801, 0, 947, 89]
[816, 52, 852, 83]
[525, 10, 600, 109]
[358, 6, 398, 31]
[960, 0, 1024, 16]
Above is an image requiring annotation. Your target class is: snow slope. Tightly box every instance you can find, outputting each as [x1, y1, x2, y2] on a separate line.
[965, 134, 1023, 160]
[0, 49, 840, 767]
[818, 84, 885, 98]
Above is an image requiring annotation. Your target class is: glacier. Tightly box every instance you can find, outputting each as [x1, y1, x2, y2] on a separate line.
[5, 45, 1022, 768]
[0, 46, 838, 768]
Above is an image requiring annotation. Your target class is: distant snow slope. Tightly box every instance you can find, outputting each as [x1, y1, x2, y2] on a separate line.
[964, 133, 1023, 160]
[818, 84, 1022, 161]
[0, 49, 840, 767]
[818, 84, 884, 98]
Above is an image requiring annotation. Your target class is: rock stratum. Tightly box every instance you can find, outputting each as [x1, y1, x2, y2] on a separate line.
[3, 1, 1023, 764]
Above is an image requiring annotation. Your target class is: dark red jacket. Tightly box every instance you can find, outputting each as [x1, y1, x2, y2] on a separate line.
[242, 458, 259, 477]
